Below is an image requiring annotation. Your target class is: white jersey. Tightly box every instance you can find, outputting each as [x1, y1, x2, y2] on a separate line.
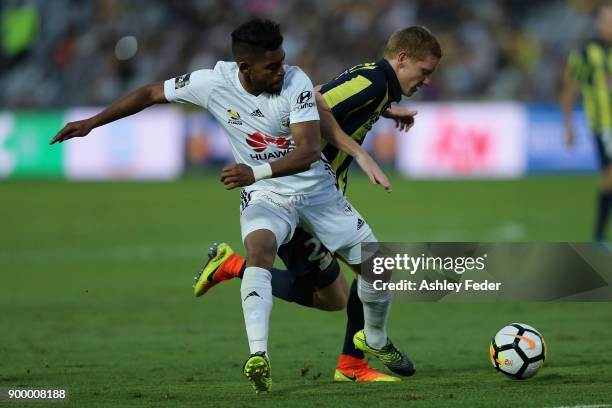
[164, 61, 336, 196]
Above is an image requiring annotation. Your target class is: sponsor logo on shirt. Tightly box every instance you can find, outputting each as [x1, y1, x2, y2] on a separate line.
[294, 90, 315, 110]
[240, 189, 253, 213]
[357, 218, 365, 230]
[279, 116, 290, 131]
[250, 108, 265, 117]
[174, 73, 191, 89]
[343, 203, 354, 216]
[227, 109, 243, 125]
[246, 131, 295, 160]
[364, 112, 382, 131]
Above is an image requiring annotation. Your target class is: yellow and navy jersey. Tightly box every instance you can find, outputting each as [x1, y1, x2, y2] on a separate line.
[565, 38, 612, 133]
[319, 59, 402, 194]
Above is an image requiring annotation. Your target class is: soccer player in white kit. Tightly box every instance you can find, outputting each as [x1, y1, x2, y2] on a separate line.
[50, 19, 413, 394]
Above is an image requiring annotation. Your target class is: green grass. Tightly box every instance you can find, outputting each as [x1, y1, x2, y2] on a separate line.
[1, 174, 611, 407]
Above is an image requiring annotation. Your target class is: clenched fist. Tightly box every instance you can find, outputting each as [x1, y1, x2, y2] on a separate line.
[220, 163, 255, 190]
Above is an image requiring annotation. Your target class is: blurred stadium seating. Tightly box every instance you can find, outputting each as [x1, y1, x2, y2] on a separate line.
[0, 0, 603, 107]
[0, 0, 603, 179]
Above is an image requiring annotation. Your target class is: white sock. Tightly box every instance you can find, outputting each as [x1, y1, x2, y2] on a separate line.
[241, 266, 273, 355]
[358, 276, 391, 349]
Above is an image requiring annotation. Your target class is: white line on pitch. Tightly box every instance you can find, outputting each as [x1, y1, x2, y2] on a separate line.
[547, 404, 611, 408]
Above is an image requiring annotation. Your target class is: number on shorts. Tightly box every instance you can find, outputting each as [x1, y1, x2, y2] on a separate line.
[304, 237, 327, 262]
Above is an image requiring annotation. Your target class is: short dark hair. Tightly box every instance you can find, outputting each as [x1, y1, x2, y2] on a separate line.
[383, 26, 442, 61]
[231, 19, 283, 62]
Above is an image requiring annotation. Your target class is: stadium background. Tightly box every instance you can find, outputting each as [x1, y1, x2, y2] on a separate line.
[1, 1, 611, 407]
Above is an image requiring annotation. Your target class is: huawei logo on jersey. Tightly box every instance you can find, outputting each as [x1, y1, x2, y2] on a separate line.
[246, 131, 295, 160]
[246, 131, 292, 152]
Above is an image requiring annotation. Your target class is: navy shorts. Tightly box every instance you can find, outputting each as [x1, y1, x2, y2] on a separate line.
[594, 132, 612, 168]
[277, 227, 337, 284]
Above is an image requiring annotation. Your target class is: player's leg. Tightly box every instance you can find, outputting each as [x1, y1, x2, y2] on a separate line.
[594, 134, 612, 241]
[265, 227, 399, 381]
[240, 228, 276, 394]
[310, 264, 349, 311]
[276, 227, 348, 311]
[339, 279, 364, 359]
[194, 228, 348, 311]
[238, 191, 298, 394]
[334, 277, 399, 382]
[241, 228, 276, 352]
[274, 228, 400, 381]
[194, 246, 344, 309]
[299, 192, 415, 377]
[342, 243, 416, 377]
[194, 230, 398, 381]
[298, 194, 392, 351]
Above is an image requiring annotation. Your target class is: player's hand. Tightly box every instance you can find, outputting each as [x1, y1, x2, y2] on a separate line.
[564, 127, 575, 147]
[383, 107, 417, 132]
[50, 119, 94, 145]
[220, 163, 255, 190]
[355, 152, 392, 192]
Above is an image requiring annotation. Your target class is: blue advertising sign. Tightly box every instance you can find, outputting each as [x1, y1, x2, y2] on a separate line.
[527, 104, 599, 173]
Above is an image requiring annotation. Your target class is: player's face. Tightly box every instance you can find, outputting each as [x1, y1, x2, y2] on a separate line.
[249, 48, 286, 94]
[396, 53, 439, 97]
[597, 6, 612, 41]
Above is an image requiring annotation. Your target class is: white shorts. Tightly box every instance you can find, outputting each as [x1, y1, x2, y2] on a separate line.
[239, 188, 376, 264]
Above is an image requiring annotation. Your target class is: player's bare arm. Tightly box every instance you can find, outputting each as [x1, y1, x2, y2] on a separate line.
[382, 106, 417, 132]
[220, 120, 321, 190]
[314, 89, 392, 192]
[560, 77, 580, 147]
[50, 82, 167, 145]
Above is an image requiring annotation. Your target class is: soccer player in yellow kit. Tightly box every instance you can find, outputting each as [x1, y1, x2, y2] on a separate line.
[561, 2, 612, 241]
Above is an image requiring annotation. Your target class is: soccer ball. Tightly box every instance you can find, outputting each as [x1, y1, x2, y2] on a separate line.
[489, 323, 546, 379]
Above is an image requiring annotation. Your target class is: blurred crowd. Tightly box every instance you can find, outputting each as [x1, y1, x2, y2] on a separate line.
[0, 0, 602, 108]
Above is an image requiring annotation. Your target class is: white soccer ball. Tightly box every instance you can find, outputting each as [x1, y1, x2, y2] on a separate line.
[489, 323, 546, 379]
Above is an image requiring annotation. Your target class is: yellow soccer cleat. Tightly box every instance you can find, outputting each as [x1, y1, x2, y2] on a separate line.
[334, 354, 400, 382]
[193, 242, 236, 297]
[353, 330, 416, 377]
[243, 352, 272, 394]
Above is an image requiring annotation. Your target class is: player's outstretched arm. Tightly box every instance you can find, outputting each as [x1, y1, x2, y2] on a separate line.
[382, 106, 417, 132]
[220, 120, 321, 190]
[50, 82, 167, 144]
[314, 91, 392, 192]
[560, 77, 580, 147]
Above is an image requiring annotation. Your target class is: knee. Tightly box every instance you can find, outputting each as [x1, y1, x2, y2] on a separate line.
[246, 247, 276, 269]
[244, 231, 277, 269]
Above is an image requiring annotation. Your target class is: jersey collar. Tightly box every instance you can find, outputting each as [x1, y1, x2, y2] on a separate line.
[378, 58, 402, 102]
[233, 63, 267, 99]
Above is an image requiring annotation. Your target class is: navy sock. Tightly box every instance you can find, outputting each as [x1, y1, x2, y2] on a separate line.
[270, 267, 314, 307]
[278, 261, 339, 308]
[595, 191, 612, 241]
[342, 279, 365, 359]
[239, 263, 314, 307]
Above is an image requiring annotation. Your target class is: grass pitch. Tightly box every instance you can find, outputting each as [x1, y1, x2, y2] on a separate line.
[1, 174, 611, 407]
